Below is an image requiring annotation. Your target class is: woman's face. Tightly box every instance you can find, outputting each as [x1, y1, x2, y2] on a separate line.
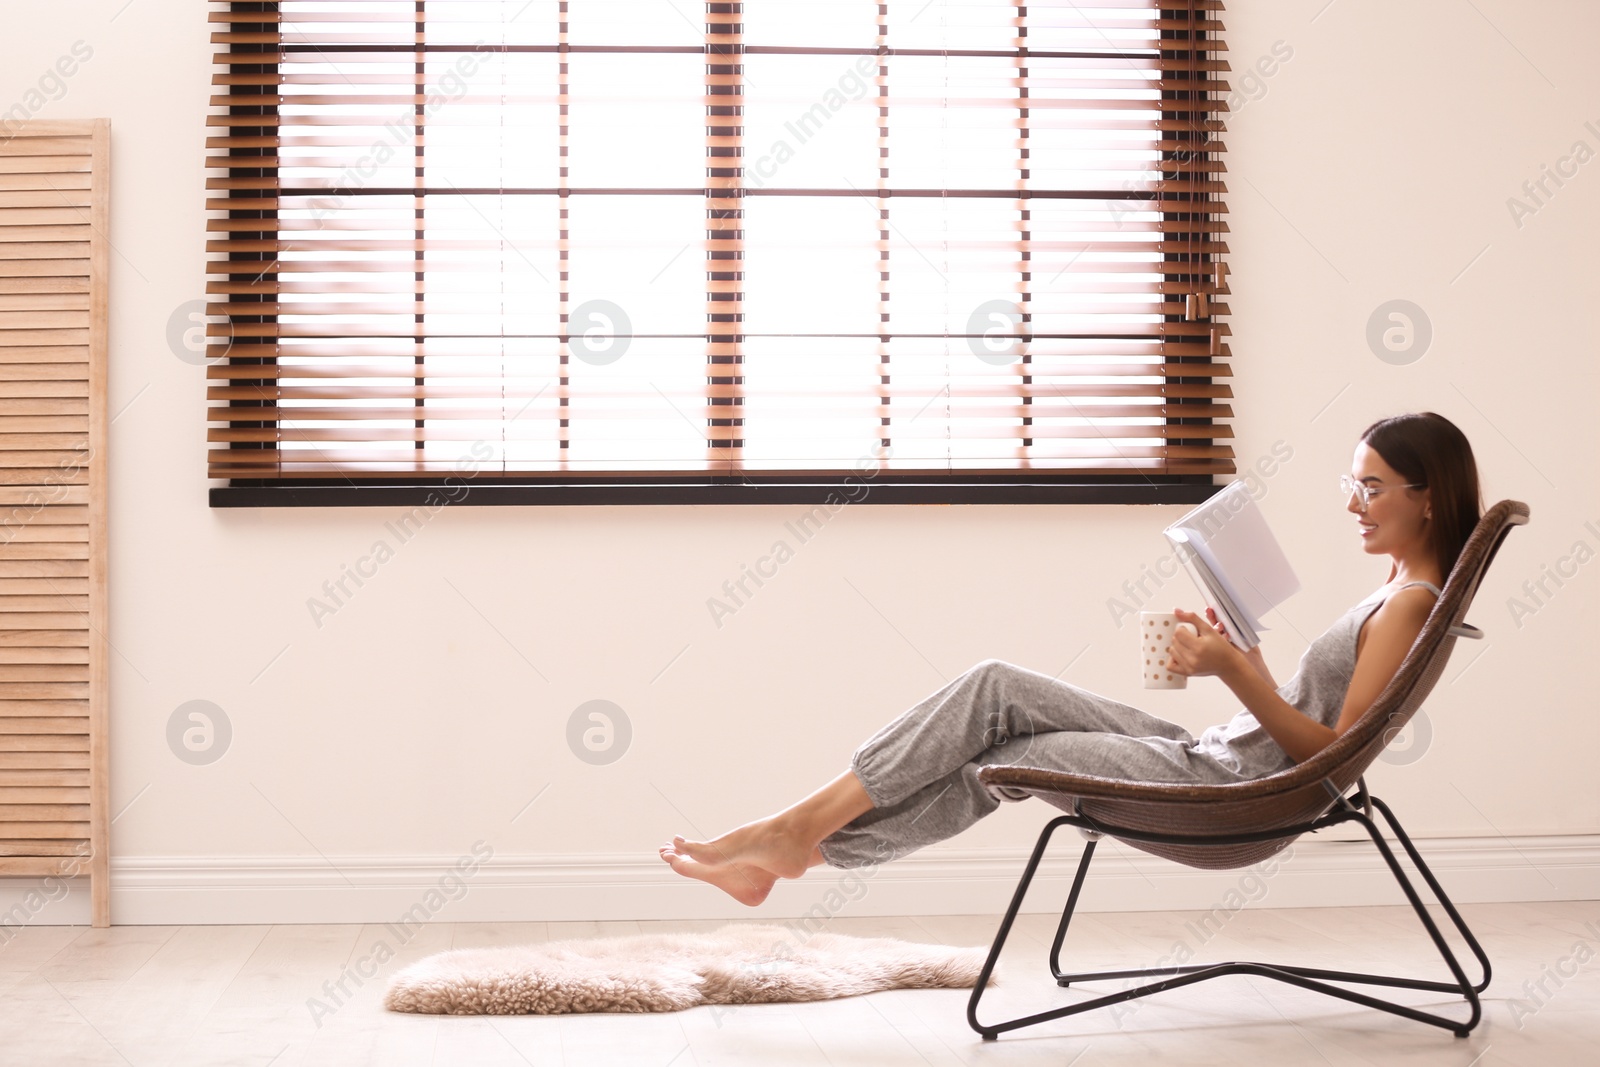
[1347, 441, 1431, 561]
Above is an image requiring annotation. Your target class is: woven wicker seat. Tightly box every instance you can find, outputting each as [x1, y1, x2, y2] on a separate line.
[966, 499, 1529, 1040]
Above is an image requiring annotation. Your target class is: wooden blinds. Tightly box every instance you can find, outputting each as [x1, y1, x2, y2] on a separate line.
[0, 120, 111, 925]
[207, 1, 1232, 485]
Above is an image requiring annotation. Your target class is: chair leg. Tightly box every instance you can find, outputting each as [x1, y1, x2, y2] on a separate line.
[1231, 798, 1487, 1035]
[1047, 829, 1098, 984]
[1370, 794, 1492, 994]
[966, 800, 1490, 1041]
[969, 817, 1260, 1040]
[960, 819, 1075, 1036]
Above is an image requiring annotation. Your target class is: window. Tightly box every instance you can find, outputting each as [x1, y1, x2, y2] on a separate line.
[206, 0, 1231, 505]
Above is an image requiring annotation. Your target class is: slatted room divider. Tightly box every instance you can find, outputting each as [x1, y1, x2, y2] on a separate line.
[0, 119, 110, 927]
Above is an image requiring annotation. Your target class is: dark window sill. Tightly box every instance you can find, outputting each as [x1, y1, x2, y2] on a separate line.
[210, 477, 1225, 508]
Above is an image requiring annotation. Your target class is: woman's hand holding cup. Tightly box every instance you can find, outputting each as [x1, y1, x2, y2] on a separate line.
[1140, 611, 1199, 689]
[1168, 606, 1247, 681]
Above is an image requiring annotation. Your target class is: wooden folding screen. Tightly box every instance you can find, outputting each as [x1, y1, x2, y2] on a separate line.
[0, 119, 110, 926]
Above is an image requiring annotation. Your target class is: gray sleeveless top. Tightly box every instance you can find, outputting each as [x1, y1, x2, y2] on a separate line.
[1191, 580, 1442, 777]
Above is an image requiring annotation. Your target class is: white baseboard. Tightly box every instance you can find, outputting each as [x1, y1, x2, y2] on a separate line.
[2, 833, 1597, 930]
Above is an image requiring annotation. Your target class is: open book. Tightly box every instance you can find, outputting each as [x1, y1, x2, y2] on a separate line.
[1163, 479, 1300, 651]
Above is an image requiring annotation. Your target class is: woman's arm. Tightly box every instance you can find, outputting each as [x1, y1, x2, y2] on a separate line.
[1172, 593, 1433, 765]
[1213, 660, 1333, 763]
[1206, 607, 1276, 688]
[1241, 647, 1276, 688]
[1171, 607, 1327, 760]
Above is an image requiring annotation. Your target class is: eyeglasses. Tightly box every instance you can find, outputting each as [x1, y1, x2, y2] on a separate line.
[1341, 473, 1426, 513]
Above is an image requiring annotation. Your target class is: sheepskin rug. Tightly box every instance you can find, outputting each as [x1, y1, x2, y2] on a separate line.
[384, 923, 993, 1015]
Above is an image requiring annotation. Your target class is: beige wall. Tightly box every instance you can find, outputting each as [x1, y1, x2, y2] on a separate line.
[1, 0, 1596, 922]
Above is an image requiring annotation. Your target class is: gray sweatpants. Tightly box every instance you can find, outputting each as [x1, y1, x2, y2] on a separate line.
[815, 658, 1258, 869]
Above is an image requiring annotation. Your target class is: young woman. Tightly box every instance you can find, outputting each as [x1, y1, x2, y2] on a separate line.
[660, 412, 1484, 905]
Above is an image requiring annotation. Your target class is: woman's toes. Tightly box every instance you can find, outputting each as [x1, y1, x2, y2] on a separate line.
[675, 837, 728, 866]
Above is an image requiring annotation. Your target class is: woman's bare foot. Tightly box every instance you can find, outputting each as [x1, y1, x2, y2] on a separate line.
[658, 845, 777, 907]
[669, 816, 814, 879]
[662, 769, 872, 895]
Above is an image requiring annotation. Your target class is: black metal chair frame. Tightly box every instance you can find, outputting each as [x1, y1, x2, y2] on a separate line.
[966, 777, 1492, 1040]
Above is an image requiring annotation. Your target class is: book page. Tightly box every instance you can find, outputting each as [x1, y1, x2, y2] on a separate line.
[1164, 480, 1299, 634]
[1168, 528, 1258, 650]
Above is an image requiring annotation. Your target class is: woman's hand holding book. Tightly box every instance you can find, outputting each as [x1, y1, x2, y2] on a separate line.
[1207, 607, 1276, 688]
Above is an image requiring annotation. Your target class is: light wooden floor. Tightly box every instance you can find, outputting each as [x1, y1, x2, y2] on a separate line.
[0, 901, 1595, 1066]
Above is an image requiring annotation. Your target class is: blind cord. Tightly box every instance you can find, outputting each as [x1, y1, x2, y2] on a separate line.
[941, 13, 950, 473]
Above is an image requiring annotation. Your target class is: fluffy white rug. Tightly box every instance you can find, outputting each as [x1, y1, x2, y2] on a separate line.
[384, 922, 994, 1015]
